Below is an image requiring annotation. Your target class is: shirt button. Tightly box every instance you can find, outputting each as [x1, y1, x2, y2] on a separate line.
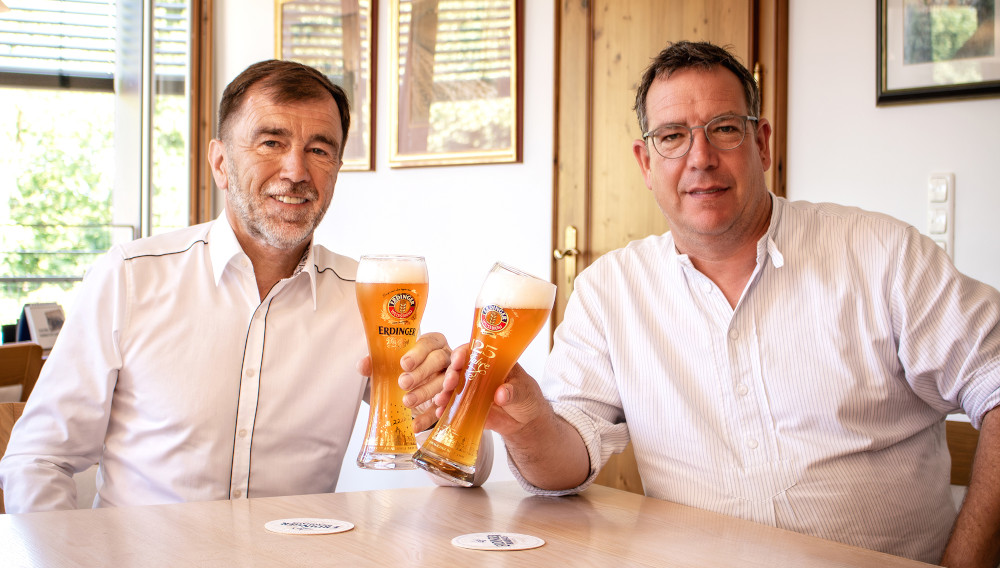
[703, 281, 713, 293]
[737, 383, 749, 396]
[746, 438, 759, 449]
[244, 367, 257, 377]
[728, 328, 740, 340]
[232, 489, 242, 498]
[241, 259, 250, 268]
[238, 429, 248, 438]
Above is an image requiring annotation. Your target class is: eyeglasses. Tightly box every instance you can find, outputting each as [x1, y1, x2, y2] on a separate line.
[642, 115, 758, 159]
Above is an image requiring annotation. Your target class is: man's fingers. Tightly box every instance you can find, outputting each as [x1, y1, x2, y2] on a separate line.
[412, 405, 439, 433]
[441, 344, 469, 389]
[482, 363, 549, 435]
[356, 355, 372, 377]
[400, 332, 449, 373]
[402, 376, 444, 408]
[398, 333, 452, 392]
[451, 343, 470, 365]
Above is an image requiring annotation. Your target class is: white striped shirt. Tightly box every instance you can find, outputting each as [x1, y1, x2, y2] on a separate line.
[516, 196, 1000, 563]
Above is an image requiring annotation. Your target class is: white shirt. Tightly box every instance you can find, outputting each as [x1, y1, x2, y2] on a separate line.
[514, 196, 1000, 563]
[0, 213, 368, 512]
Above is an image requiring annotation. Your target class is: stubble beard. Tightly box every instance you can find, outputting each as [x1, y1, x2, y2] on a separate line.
[225, 160, 327, 251]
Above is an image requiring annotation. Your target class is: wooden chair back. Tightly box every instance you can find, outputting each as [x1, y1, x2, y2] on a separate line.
[0, 342, 43, 402]
[594, 442, 644, 495]
[0, 401, 27, 513]
[946, 419, 980, 486]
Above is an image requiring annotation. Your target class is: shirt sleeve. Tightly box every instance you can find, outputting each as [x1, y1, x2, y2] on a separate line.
[0, 247, 126, 513]
[892, 226, 1000, 429]
[509, 264, 631, 495]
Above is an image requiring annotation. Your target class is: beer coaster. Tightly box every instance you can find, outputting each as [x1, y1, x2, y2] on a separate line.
[451, 532, 545, 551]
[264, 518, 354, 535]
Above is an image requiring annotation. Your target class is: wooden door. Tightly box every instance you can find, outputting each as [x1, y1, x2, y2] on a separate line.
[552, 0, 788, 494]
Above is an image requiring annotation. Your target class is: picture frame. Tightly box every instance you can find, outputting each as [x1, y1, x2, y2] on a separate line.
[389, 0, 523, 167]
[877, 0, 1000, 105]
[275, 0, 377, 170]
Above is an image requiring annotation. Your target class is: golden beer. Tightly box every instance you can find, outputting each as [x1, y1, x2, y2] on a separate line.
[356, 255, 428, 469]
[413, 262, 555, 485]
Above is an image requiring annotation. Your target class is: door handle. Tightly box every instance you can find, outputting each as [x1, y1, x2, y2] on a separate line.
[553, 225, 580, 294]
[552, 247, 580, 259]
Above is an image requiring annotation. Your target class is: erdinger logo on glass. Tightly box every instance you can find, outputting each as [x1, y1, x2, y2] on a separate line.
[478, 304, 509, 333]
[387, 292, 416, 319]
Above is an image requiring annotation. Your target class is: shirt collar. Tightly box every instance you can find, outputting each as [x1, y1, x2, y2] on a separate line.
[301, 243, 320, 311]
[208, 211, 321, 310]
[670, 192, 785, 269]
[757, 193, 785, 269]
[208, 211, 245, 285]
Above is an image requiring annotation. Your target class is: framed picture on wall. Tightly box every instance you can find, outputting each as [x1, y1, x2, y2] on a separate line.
[275, 0, 377, 170]
[389, 0, 523, 167]
[877, 0, 1000, 105]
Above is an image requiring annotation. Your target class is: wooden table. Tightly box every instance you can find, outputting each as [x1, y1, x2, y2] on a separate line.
[0, 481, 935, 567]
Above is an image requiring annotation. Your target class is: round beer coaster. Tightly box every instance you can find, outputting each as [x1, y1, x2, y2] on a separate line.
[264, 518, 354, 535]
[451, 532, 545, 551]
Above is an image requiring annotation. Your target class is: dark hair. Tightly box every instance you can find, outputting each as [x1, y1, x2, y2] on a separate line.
[217, 59, 351, 157]
[633, 41, 760, 133]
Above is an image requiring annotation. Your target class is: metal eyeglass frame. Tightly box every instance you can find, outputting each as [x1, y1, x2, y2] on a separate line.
[642, 115, 759, 159]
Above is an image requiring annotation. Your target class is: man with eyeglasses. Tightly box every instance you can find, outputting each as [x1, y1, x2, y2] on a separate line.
[438, 41, 1000, 566]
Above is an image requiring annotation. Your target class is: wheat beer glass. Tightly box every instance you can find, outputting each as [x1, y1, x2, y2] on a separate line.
[356, 255, 429, 469]
[413, 262, 555, 486]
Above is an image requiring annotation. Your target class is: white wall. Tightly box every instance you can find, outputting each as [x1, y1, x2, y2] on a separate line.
[787, 0, 1000, 291]
[215, 0, 555, 491]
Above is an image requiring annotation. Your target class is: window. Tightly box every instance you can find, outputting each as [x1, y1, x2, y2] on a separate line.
[0, 0, 211, 325]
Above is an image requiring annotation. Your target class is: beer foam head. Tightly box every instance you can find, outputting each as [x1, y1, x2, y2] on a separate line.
[476, 264, 555, 309]
[356, 256, 428, 283]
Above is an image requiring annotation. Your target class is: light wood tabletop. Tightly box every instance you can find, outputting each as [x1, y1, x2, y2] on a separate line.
[0, 481, 936, 567]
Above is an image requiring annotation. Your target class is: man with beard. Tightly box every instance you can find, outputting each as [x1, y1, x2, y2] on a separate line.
[0, 60, 457, 512]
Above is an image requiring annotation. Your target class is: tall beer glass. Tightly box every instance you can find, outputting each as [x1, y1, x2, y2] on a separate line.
[413, 262, 555, 486]
[356, 255, 429, 469]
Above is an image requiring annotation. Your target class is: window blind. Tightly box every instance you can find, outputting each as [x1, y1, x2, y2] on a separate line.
[0, 0, 116, 89]
[154, 0, 187, 89]
[0, 0, 188, 91]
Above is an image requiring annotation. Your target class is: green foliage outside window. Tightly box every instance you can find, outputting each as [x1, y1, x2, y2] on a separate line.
[6, 109, 115, 281]
[0, 90, 115, 321]
[1, 89, 187, 323]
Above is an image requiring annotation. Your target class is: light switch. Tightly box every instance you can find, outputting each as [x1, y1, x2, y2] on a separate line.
[928, 208, 948, 234]
[926, 173, 955, 259]
[928, 175, 950, 203]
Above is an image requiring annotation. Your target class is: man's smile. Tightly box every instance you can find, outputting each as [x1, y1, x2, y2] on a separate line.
[686, 186, 728, 196]
[273, 195, 308, 204]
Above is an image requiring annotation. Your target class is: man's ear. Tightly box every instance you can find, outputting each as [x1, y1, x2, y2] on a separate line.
[753, 118, 772, 173]
[632, 138, 654, 190]
[208, 139, 229, 190]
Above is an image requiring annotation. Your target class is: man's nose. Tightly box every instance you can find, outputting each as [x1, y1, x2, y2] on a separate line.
[280, 149, 311, 183]
[685, 126, 718, 166]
